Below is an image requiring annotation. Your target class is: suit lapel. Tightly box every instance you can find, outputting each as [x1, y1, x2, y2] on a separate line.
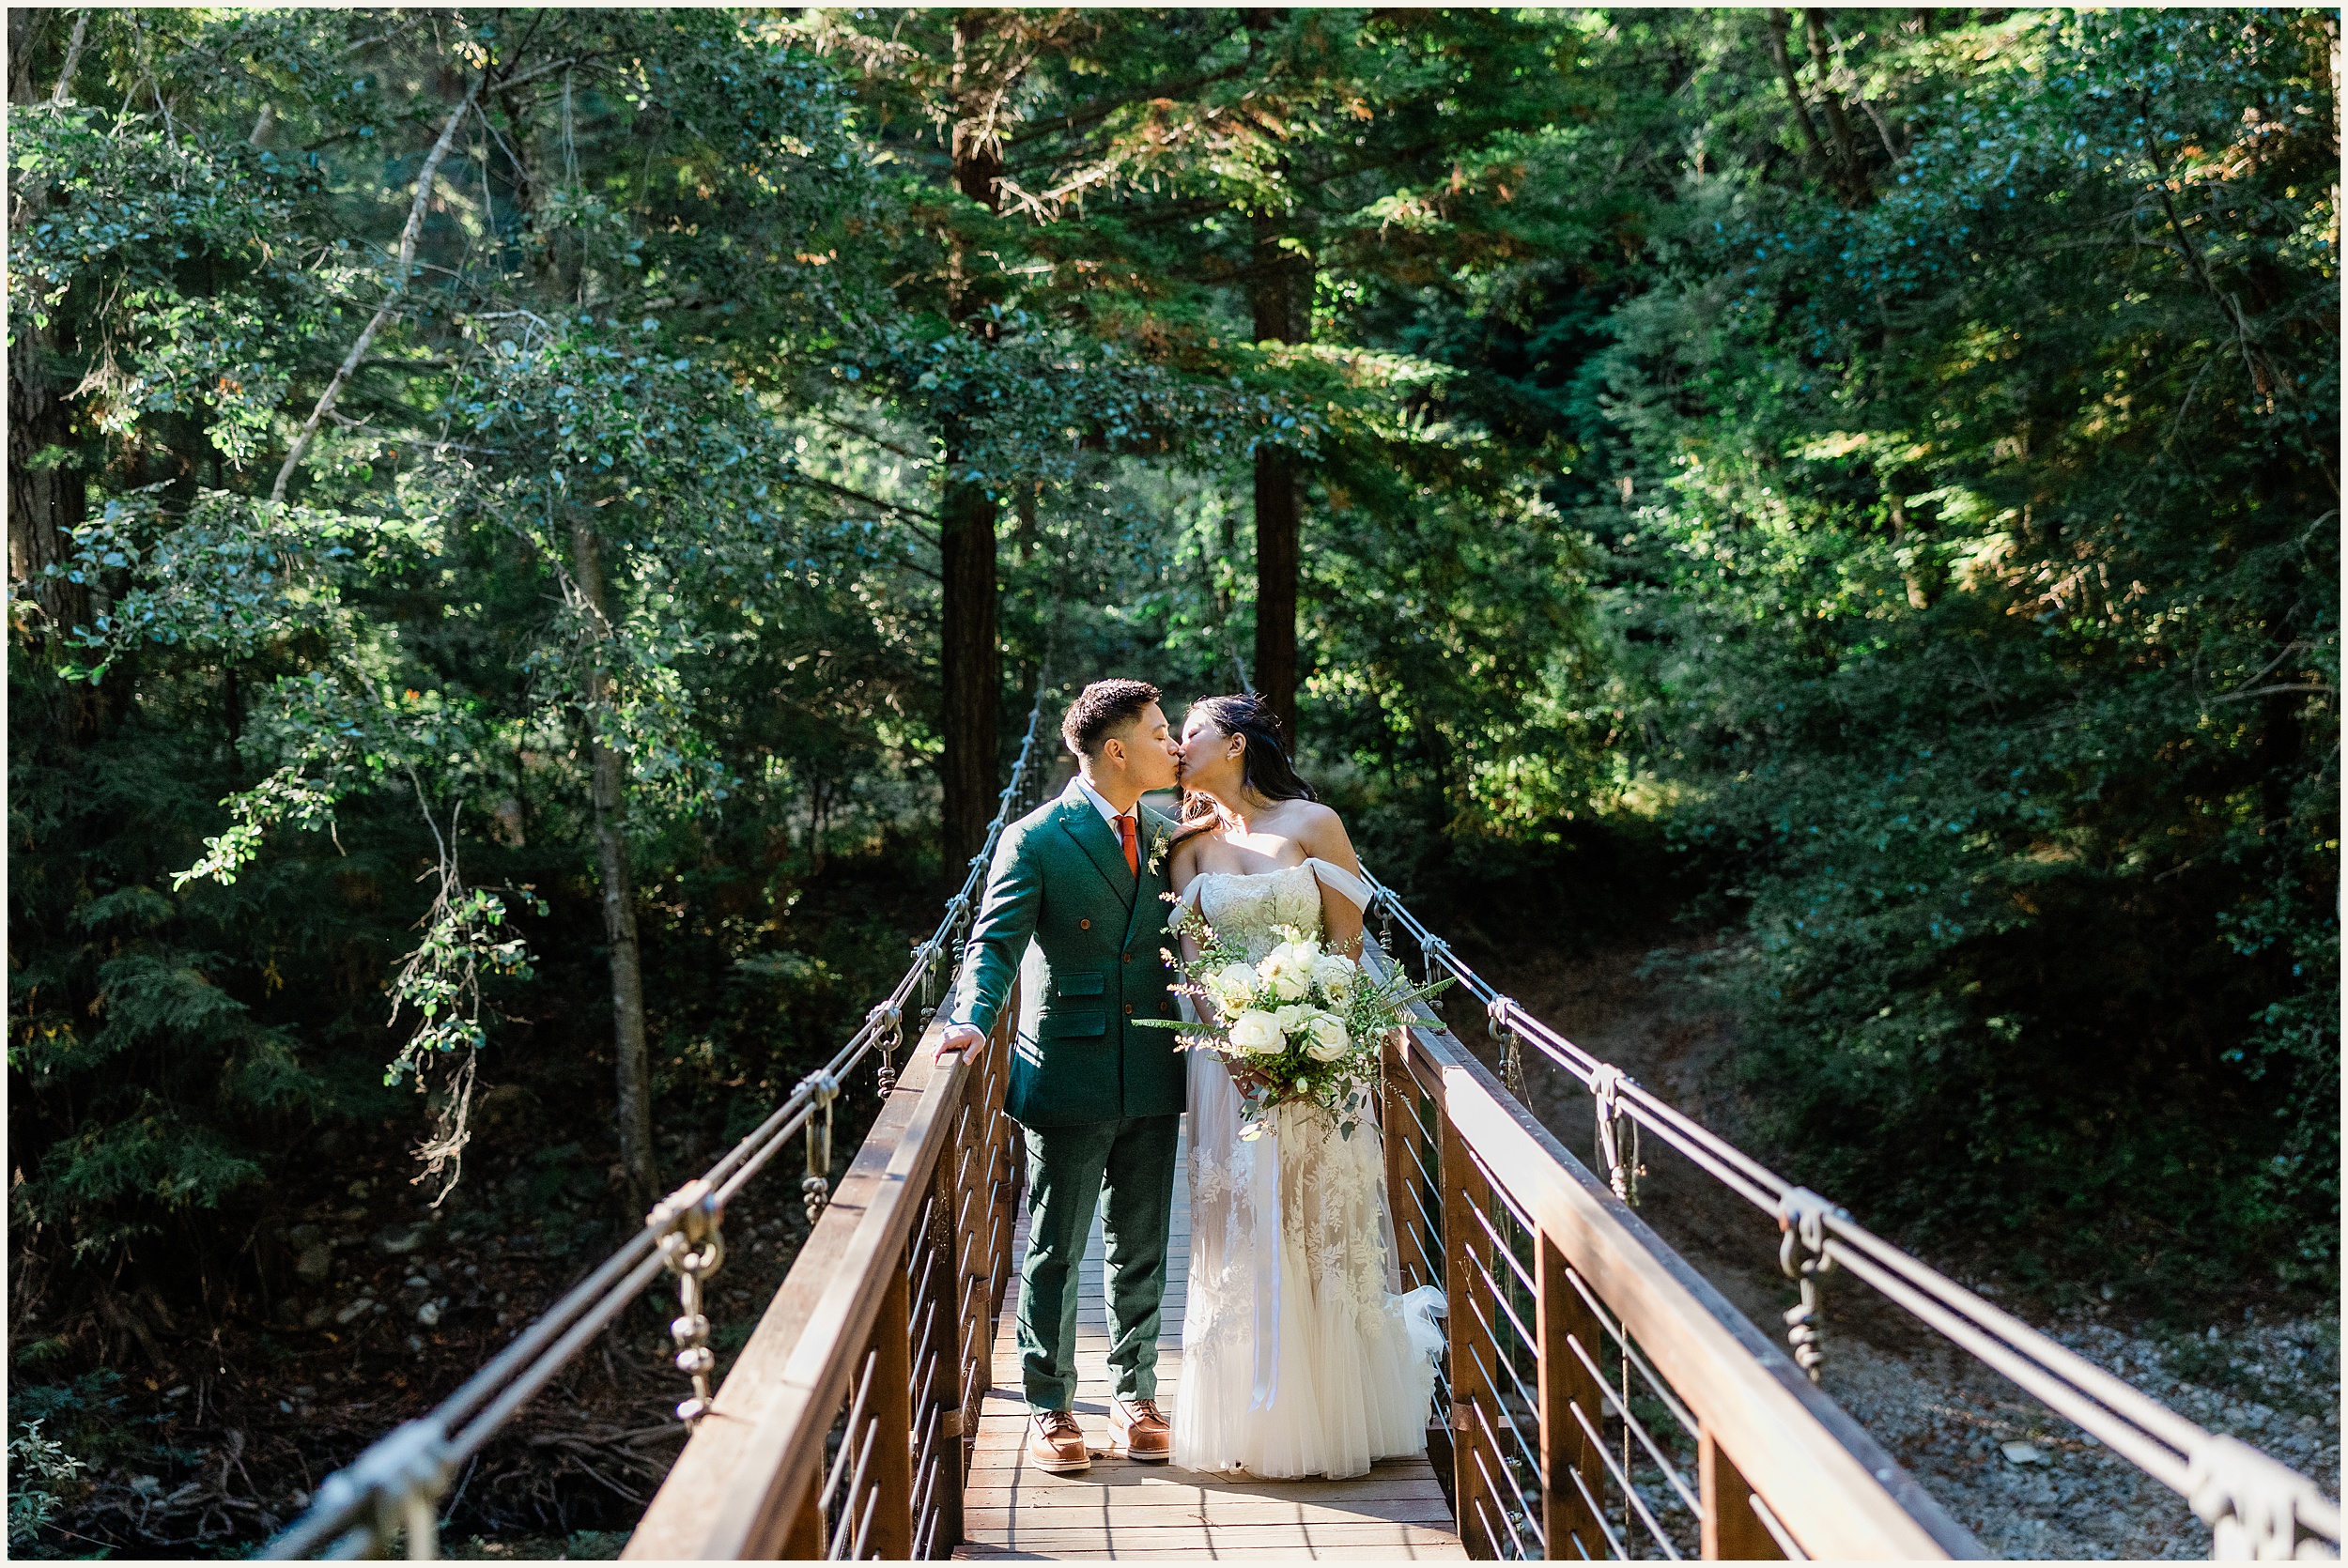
[1058, 792, 1135, 907]
[1126, 807, 1175, 945]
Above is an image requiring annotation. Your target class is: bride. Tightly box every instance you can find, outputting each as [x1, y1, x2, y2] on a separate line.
[1164, 693, 1444, 1480]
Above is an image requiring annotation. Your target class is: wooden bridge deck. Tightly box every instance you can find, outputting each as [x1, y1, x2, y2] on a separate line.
[953, 1122, 1466, 1561]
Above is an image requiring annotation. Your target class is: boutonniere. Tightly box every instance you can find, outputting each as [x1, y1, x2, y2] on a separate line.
[1146, 831, 1170, 876]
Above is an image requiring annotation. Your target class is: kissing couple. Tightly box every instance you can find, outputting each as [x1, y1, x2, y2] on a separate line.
[937, 679, 1444, 1480]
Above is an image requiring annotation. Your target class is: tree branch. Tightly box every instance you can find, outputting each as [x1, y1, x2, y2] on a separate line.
[49, 9, 89, 105]
[1002, 54, 1254, 150]
[1763, 10, 1831, 175]
[796, 472, 941, 541]
[1802, 8, 1867, 204]
[807, 409, 934, 464]
[271, 69, 487, 503]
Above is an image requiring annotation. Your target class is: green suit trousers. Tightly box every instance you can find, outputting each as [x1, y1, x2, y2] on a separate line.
[1018, 1112, 1182, 1414]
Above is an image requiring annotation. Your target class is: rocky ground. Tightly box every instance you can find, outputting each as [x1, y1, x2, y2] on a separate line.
[1472, 941, 2340, 1560]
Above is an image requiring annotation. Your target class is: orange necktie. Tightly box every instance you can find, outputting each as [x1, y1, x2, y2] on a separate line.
[1117, 814, 1138, 876]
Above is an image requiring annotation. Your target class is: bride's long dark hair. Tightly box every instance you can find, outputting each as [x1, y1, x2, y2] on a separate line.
[1177, 693, 1315, 838]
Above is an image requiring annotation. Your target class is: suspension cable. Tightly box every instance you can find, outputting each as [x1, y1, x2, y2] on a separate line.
[264, 674, 1057, 1561]
[1364, 870, 2341, 1559]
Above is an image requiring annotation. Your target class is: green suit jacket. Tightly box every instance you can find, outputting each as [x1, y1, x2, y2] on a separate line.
[950, 779, 1182, 1128]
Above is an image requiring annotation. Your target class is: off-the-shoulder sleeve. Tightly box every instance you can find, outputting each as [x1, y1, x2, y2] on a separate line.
[1305, 857, 1374, 913]
[1169, 878, 1207, 922]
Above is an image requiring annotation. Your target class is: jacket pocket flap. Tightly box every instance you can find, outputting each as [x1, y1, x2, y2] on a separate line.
[1054, 970, 1106, 996]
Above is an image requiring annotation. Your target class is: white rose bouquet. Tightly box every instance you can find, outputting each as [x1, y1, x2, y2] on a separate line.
[1140, 911, 1450, 1140]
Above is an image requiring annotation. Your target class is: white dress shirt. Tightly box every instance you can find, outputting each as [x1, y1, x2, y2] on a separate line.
[1074, 775, 1139, 838]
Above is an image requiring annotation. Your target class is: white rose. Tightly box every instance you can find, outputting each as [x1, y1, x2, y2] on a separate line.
[1209, 962, 1259, 1009]
[1228, 1009, 1285, 1056]
[1261, 944, 1312, 1001]
[1310, 953, 1357, 1001]
[1304, 1011, 1350, 1062]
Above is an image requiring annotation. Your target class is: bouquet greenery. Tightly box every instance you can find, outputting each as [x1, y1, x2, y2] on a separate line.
[1142, 909, 1450, 1141]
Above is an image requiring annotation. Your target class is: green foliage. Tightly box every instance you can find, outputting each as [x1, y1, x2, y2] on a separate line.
[8, 1421, 91, 1546]
[6, 4, 2330, 1372]
[1562, 8, 2338, 1286]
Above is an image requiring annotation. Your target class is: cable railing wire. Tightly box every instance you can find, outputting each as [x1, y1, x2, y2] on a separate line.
[1365, 870, 2342, 1560]
[265, 675, 1058, 1561]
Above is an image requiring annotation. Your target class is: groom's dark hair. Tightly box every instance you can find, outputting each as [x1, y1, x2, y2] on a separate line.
[1062, 679, 1162, 759]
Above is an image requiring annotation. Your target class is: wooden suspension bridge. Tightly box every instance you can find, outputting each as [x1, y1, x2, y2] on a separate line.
[268, 695, 2341, 1562]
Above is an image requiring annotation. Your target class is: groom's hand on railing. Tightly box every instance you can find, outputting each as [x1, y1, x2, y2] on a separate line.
[937, 1022, 986, 1060]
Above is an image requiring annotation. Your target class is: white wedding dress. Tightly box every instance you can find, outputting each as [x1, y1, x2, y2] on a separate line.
[1170, 858, 1446, 1479]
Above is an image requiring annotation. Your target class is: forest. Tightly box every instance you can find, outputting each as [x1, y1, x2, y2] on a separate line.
[6, 6, 2337, 1555]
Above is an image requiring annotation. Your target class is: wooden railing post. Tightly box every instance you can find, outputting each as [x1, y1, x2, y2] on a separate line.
[1442, 1106, 1496, 1559]
[923, 1134, 968, 1554]
[870, 1259, 916, 1560]
[778, 1468, 825, 1560]
[1702, 1428, 1784, 1560]
[1536, 1234, 1603, 1560]
[1383, 1034, 1432, 1293]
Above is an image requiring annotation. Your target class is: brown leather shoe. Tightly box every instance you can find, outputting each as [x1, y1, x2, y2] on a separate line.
[1027, 1409, 1090, 1474]
[1109, 1397, 1170, 1464]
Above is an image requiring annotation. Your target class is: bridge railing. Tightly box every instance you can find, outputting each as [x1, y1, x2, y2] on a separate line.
[621, 990, 1024, 1558]
[262, 679, 1054, 1560]
[1367, 939, 1978, 1561]
[1368, 875, 2343, 1563]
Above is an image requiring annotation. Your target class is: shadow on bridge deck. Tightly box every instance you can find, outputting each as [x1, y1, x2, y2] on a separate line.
[954, 1123, 1465, 1562]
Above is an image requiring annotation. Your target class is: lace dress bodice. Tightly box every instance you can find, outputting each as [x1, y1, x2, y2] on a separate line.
[1177, 857, 1375, 962]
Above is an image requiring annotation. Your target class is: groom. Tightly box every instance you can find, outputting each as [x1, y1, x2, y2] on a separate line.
[936, 679, 1185, 1474]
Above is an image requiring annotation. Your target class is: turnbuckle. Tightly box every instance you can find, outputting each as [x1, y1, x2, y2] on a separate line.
[802, 1070, 840, 1223]
[872, 1002, 904, 1098]
[648, 1178, 727, 1425]
[1589, 1064, 1645, 1207]
[1776, 1186, 1842, 1383]
[1487, 995, 1528, 1102]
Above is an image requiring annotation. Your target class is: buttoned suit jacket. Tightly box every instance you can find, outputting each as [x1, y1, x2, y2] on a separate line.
[949, 778, 1182, 1128]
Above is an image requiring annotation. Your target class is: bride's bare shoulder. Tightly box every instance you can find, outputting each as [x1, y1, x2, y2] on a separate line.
[1269, 798, 1346, 838]
[1276, 799, 1359, 865]
[1169, 825, 1220, 877]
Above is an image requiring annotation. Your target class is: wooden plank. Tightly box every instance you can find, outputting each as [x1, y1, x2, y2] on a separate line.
[1701, 1428, 1783, 1561]
[957, 1117, 1467, 1562]
[963, 1468, 1446, 1499]
[965, 1498, 1457, 1527]
[962, 1523, 1462, 1548]
[1441, 1106, 1494, 1560]
[869, 1259, 916, 1559]
[958, 1549, 1467, 1562]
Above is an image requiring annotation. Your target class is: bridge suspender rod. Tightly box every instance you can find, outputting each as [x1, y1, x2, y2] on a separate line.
[264, 676, 1058, 1561]
[1364, 872, 2342, 1562]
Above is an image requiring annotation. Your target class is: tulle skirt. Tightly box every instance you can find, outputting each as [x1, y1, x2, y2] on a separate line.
[1173, 1050, 1446, 1479]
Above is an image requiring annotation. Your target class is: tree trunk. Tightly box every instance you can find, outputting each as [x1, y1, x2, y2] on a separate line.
[570, 518, 658, 1214]
[940, 15, 1006, 876]
[1250, 210, 1309, 745]
[939, 439, 999, 877]
[8, 10, 88, 653]
[1763, 10, 1832, 178]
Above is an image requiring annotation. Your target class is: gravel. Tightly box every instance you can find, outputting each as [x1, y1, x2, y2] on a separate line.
[1820, 1302, 2339, 1558]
